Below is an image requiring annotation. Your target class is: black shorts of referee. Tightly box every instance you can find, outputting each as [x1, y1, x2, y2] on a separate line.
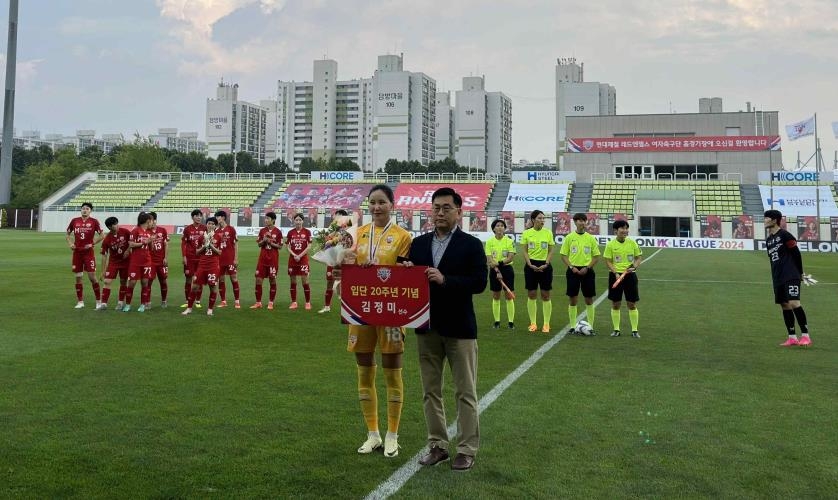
[524, 259, 553, 291]
[566, 266, 596, 298]
[488, 263, 515, 292]
[607, 270, 639, 303]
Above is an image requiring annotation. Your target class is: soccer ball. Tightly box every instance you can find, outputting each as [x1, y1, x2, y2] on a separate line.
[575, 320, 594, 336]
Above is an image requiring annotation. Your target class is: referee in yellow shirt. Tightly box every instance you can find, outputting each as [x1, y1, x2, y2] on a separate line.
[485, 218, 516, 329]
[560, 213, 601, 334]
[521, 210, 556, 333]
[603, 220, 643, 338]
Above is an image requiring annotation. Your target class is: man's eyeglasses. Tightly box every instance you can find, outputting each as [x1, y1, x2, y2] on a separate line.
[431, 205, 457, 213]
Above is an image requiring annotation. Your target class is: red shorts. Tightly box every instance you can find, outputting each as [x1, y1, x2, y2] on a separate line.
[103, 262, 129, 281]
[128, 265, 152, 281]
[183, 258, 199, 277]
[151, 265, 168, 281]
[220, 263, 237, 275]
[194, 265, 220, 287]
[255, 264, 277, 279]
[72, 250, 96, 273]
[288, 262, 310, 276]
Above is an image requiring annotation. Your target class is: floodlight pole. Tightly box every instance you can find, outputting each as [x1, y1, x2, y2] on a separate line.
[0, 0, 19, 205]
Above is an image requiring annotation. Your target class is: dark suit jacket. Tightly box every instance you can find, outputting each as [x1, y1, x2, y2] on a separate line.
[409, 228, 488, 339]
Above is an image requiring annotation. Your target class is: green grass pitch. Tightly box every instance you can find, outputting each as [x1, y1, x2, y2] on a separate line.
[1, 231, 836, 498]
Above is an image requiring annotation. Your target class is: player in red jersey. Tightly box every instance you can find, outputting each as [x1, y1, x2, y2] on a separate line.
[65, 202, 104, 308]
[182, 217, 223, 316]
[147, 212, 170, 308]
[318, 209, 348, 314]
[285, 213, 313, 310]
[252, 211, 282, 309]
[97, 216, 132, 310]
[123, 212, 156, 312]
[214, 210, 241, 309]
[181, 209, 206, 308]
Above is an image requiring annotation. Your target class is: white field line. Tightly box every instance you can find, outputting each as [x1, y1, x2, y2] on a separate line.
[364, 249, 664, 499]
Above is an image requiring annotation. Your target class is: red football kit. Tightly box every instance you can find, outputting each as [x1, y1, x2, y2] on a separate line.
[285, 227, 312, 276]
[194, 231, 223, 287]
[149, 226, 170, 280]
[217, 225, 238, 275]
[101, 227, 132, 280]
[181, 223, 206, 278]
[67, 216, 103, 272]
[256, 226, 282, 279]
[128, 226, 154, 281]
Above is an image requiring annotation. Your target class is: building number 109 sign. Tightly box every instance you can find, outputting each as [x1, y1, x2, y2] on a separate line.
[340, 265, 430, 328]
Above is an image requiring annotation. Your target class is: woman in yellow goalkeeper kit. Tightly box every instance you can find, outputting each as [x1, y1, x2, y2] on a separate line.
[344, 184, 412, 458]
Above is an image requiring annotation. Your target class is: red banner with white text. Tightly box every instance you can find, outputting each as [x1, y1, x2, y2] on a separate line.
[393, 183, 493, 210]
[567, 135, 781, 153]
[340, 265, 430, 328]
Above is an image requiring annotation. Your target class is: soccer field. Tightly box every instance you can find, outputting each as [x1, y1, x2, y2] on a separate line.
[1, 231, 836, 498]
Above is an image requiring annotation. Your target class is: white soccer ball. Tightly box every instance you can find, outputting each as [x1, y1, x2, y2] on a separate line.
[576, 320, 594, 336]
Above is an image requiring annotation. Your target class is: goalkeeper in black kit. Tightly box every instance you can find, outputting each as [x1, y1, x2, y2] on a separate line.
[763, 210, 813, 347]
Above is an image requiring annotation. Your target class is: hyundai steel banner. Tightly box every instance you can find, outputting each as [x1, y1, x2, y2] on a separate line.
[393, 183, 493, 210]
[511, 170, 576, 181]
[567, 135, 781, 153]
[758, 185, 838, 216]
[502, 183, 570, 212]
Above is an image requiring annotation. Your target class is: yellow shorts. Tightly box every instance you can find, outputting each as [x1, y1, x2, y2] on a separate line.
[347, 325, 405, 354]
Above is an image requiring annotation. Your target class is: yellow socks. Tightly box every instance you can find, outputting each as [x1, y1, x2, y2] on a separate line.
[492, 299, 501, 322]
[611, 308, 621, 331]
[357, 365, 378, 432]
[383, 367, 403, 435]
[506, 299, 515, 322]
[542, 299, 552, 327]
[527, 298, 537, 325]
[629, 309, 639, 331]
[586, 304, 595, 328]
[568, 305, 578, 327]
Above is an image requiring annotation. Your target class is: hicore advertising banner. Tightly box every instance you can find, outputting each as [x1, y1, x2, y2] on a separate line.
[502, 183, 570, 212]
[758, 186, 838, 217]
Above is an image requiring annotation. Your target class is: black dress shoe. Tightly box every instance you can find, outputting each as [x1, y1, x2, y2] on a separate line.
[418, 446, 449, 466]
[451, 453, 474, 471]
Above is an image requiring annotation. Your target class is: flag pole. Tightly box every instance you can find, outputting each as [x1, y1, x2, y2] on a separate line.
[814, 113, 820, 231]
[769, 122, 774, 209]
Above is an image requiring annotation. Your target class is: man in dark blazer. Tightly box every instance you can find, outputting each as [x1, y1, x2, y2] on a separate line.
[407, 187, 488, 471]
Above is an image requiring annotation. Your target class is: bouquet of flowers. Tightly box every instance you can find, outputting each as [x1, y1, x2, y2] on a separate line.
[312, 213, 358, 268]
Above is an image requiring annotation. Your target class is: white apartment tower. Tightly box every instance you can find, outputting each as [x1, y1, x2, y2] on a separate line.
[206, 82, 268, 164]
[555, 58, 616, 168]
[274, 60, 375, 170]
[270, 55, 435, 172]
[372, 54, 436, 170]
[454, 76, 512, 175]
[434, 91, 455, 160]
[149, 128, 207, 155]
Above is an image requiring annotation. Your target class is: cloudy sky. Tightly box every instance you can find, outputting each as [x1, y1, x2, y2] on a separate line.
[3, 0, 837, 169]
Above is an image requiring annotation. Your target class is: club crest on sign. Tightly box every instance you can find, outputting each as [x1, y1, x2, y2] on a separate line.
[583, 140, 594, 150]
[377, 267, 392, 282]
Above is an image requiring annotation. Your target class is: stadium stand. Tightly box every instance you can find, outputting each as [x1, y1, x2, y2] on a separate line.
[590, 180, 742, 216]
[151, 178, 272, 212]
[65, 179, 168, 209]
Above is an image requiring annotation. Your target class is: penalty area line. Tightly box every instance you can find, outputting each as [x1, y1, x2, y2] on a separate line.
[364, 249, 663, 499]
